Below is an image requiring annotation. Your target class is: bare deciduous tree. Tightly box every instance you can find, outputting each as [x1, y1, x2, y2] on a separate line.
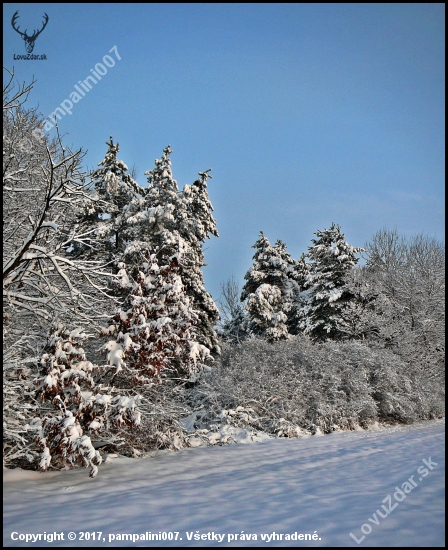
[3, 70, 118, 468]
[216, 275, 248, 344]
[363, 228, 445, 371]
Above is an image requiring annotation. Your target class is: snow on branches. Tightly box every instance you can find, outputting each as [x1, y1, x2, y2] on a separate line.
[35, 325, 141, 477]
[246, 284, 289, 341]
[74, 136, 144, 262]
[3, 78, 116, 340]
[3, 71, 121, 470]
[103, 254, 213, 386]
[121, 146, 220, 354]
[241, 232, 300, 341]
[300, 223, 364, 341]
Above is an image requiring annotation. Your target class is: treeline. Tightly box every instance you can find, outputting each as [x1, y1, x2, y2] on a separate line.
[219, 225, 445, 370]
[210, 225, 445, 439]
[3, 71, 445, 476]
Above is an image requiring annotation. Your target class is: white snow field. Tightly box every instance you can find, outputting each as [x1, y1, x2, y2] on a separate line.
[4, 419, 445, 547]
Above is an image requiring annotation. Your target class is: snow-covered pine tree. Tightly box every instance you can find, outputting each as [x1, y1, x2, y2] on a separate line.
[181, 170, 220, 353]
[241, 232, 300, 342]
[123, 146, 220, 354]
[135, 145, 183, 258]
[102, 252, 213, 385]
[300, 223, 364, 341]
[35, 325, 141, 477]
[273, 239, 304, 331]
[295, 252, 311, 291]
[73, 137, 143, 262]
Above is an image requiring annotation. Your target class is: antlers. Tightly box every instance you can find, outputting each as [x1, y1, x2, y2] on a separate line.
[11, 11, 49, 53]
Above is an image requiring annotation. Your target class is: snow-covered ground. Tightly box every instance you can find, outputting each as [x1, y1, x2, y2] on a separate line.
[4, 419, 445, 547]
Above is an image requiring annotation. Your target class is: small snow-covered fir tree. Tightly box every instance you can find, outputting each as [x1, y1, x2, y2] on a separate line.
[102, 252, 213, 385]
[183, 169, 219, 247]
[241, 232, 300, 341]
[300, 223, 364, 341]
[35, 325, 141, 477]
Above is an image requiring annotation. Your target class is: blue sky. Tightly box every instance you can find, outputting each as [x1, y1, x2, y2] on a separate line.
[3, 3, 445, 302]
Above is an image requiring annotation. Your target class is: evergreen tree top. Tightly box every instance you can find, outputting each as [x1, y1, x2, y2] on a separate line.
[197, 168, 213, 189]
[241, 232, 299, 301]
[308, 222, 364, 264]
[91, 136, 142, 200]
[145, 145, 178, 192]
[251, 231, 273, 259]
[183, 168, 218, 242]
[95, 137, 126, 176]
[274, 239, 296, 269]
[246, 233, 297, 275]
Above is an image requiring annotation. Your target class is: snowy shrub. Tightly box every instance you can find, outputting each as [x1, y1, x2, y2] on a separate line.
[190, 334, 444, 437]
[35, 325, 141, 477]
[3, 357, 41, 469]
[122, 382, 193, 453]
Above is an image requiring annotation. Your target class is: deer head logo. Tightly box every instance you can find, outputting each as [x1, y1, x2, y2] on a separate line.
[11, 11, 49, 54]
